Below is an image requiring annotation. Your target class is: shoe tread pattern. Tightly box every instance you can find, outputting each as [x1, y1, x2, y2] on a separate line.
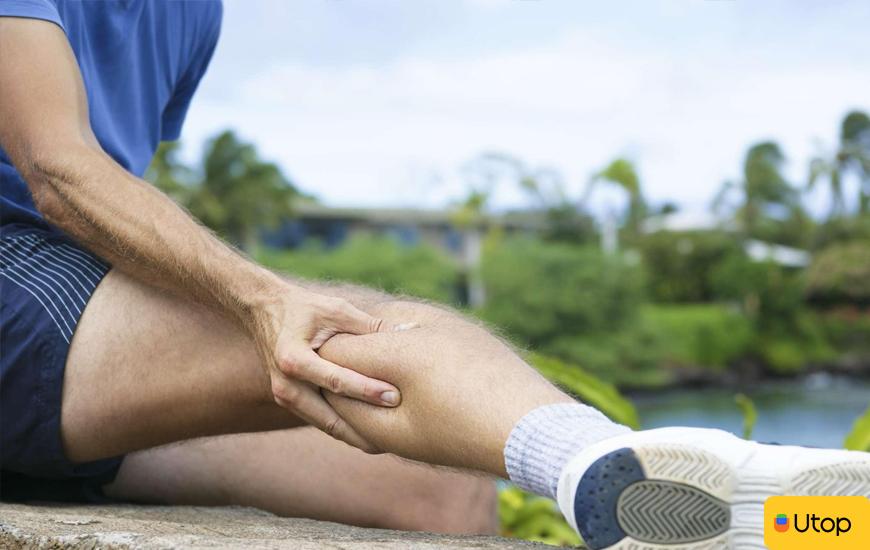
[616, 480, 730, 544]
[790, 460, 870, 497]
[634, 444, 734, 501]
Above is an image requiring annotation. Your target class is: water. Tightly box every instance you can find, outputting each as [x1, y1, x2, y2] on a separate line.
[631, 374, 870, 449]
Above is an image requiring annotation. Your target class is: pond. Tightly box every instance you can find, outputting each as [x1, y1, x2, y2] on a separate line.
[631, 373, 870, 449]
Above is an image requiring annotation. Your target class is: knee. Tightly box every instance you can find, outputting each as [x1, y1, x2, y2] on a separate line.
[387, 473, 499, 535]
[369, 299, 457, 328]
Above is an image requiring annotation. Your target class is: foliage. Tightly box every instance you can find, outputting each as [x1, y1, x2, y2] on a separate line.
[639, 305, 753, 371]
[809, 110, 870, 217]
[527, 353, 640, 428]
[480, 238, 645, 348]
[734, 393, 757, 440]
[757, 339, 805, 373]
[257, 235, 458, 302]
[533, 304, 755, 389]
[458, 152, 598, 244]
[844, 405, 870, 452]
[811, 214, 870, 250]
[145, 141, 194, 201]
[145, 131, 300, 250]
[815, 308, 870, 354]
[714, 141, 808, 246]
[639, 231, 743, 303]
[586, 158, 647, 236]
[710, 254, 806, 327]
[756, 312, 837, 373]
[499, 486, 582, 547]
[805, 240, 870, 304]
[545, 326, 673, 388]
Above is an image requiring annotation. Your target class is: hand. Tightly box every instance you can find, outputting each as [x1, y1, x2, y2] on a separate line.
[248, 281, 405, 451]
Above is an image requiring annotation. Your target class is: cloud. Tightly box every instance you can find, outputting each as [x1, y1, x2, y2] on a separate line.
[180, 11, 870, 217]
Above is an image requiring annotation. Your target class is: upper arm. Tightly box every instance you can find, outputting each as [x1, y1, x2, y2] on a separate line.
[0, 17, 97, 178]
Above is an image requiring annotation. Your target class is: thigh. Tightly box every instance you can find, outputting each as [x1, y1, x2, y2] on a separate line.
[61, 268, 303, 463]
[60, 265, 421, 464]
[104, 427, 498, 535]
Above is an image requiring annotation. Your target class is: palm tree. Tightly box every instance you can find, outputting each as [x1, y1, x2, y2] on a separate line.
[460, 152, 596, 244]
[144, 141, 194, 203]
[713, 141, 800, 240]
[808, 110, 870, 218]
[195, 131, 300, 251]
[145, 131, 300, 251]
[585, 158, 646, 236]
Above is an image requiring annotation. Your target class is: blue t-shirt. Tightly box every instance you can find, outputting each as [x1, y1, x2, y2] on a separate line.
[0, 0, 222, 227]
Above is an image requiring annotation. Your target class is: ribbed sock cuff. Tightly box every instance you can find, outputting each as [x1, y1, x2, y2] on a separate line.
[504, 403, 631, 498]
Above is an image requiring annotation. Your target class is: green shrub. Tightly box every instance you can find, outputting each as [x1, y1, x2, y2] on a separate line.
[640, 231, 742, 303]
[757, 311, 837, 373]
[257, 235, 458, 302]
[759, 339, 806, 373]
[639, 304, 753, 371]
[711, 254, 806, 329]
[817, 309, 870, 354]
[545, 328, 673, 389]
[480, 239, 645, 347]
[538, 305, 753, 388]
[805, 240, 870, 304]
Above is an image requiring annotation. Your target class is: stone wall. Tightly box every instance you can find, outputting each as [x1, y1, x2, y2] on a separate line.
[0, 503, 549, 549]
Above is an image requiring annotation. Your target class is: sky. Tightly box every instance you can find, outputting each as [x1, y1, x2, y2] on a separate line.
[179, 0, 870, 219]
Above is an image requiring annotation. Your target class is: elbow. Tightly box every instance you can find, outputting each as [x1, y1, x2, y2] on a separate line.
[29, 179, 68, 225]
[19, 145, 88, 227]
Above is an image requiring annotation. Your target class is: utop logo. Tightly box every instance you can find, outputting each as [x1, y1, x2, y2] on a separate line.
[765, 496, 869, 550]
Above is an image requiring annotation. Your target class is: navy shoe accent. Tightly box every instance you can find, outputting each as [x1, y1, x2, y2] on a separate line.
[573, 447, 644, 550]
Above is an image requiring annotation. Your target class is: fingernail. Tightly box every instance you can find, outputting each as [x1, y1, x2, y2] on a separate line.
[393, 322, 419, 332]
[380, 390, 400, 405]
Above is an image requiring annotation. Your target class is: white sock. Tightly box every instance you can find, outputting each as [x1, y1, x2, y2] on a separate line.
[503, 403, 631, 498]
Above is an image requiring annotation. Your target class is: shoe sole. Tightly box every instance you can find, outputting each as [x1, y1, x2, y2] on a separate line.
[573, 442, 870, 550]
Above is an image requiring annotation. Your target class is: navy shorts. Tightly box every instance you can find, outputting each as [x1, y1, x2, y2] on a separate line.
[1, 222, 123, 502]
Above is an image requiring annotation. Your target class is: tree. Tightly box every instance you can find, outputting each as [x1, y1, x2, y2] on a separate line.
[585, 158, 647, 236]
[144, 141, 194, 203]
[145, 131, 301, 251]
[808, 110, 870, 218]
[713, 141, 805, 244]
[459, 152, 596, 244]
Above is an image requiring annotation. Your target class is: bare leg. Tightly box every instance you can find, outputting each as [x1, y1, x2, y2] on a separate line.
[105, 428, 498, 535]
[61, 268, 567, 531]
[62, 270, 569, 477]
[318, 301, 571, 476]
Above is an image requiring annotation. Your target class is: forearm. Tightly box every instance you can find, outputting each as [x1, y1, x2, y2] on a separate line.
[2, 16, 400, 446]
[24, 142, 283, 328]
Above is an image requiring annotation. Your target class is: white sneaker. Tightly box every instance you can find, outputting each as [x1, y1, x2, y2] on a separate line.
[556, 427, 870, 549]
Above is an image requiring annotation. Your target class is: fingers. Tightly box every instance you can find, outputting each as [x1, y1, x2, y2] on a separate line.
[272, 380, 379, 453]
[280, 349, 401, 406]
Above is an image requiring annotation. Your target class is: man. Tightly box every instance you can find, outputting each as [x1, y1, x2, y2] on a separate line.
[1, 1, 867, 548]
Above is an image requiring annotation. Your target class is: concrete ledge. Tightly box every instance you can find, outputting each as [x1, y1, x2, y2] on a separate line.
[0, 503, 548, 549]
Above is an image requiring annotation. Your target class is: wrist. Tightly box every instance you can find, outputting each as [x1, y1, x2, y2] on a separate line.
[237, 265, 288, 311]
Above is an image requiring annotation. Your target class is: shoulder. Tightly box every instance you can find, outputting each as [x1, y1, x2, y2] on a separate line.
[184, 0, 222, 55]
[188, 0, 223, 36]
